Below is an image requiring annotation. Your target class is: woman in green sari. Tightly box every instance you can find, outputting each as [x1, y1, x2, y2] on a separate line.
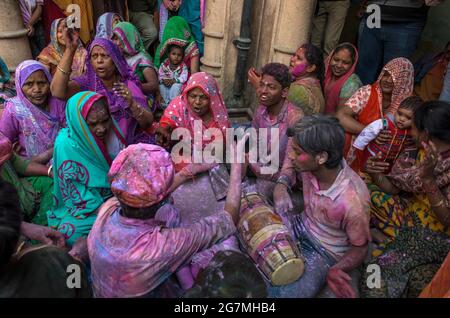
[112, 22, 159, 99]
[154, 16, 200, 74]
[47, 91, 126, 246]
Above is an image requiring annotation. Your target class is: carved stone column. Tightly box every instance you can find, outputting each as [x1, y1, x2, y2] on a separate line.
[202, 0, 316, 121]
[0, 0, 32, 71]
[201, 0, 244, 101]
[269, 0, 316, 65]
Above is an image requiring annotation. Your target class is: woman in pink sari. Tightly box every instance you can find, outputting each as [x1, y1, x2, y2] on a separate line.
[157, 72, 240, 290]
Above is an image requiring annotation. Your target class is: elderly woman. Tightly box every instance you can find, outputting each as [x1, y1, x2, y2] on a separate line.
[361, 100, 450, 298]
[0, 60, 65, 225]
[50, 27, 154, 144]
[37, 18, 87, 78]
[156, 72, 243, 289]
[323, 42, 362, 115]
[95, 12, 123, 39]
[86, 142, 245, 298]
[336, 57, 414, 167]
[112, 22, 159, 97]
[48, 91, 126, 246]
[154, 16, 200, 75]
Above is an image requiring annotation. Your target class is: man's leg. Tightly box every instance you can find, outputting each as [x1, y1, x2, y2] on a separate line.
[322, 0, 351, 56]
[356, 18, 384, 85]
[310, 2, 327, 51]
[266, 237, 336, 298]
[129, 11, 158, 51]
[382, 21, 425, 66]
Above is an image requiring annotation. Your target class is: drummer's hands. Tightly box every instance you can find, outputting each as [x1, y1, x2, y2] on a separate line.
[273, 183, 293, 215]
[327, 267, 356, 298]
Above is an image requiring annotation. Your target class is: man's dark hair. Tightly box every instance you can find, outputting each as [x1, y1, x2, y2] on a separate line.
[414, 100, 450, 144]
[261, 62, 292, 89]
[288, 115, 345, 169]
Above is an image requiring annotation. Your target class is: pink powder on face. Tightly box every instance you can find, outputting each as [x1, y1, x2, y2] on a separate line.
[291, 63, 307, 78]
[298, 153, 310, 163]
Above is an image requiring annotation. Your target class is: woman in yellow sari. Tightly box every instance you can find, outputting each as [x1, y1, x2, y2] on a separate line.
[360, 100, 450, 298]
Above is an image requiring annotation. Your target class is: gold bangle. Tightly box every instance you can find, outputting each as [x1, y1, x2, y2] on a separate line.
[57, 65, 70, 76]
[136, 108, 145, 118]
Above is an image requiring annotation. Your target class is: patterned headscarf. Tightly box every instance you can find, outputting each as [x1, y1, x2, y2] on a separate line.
[37, 18, 87, 78]
[154, 16, 199, 69]
[2, 60, 65, 157]
[112, 22, 154, 73]
[160, 72, 230, 137]
[73, 38, 148, 144]
[95, 12, 123, 39]
[109, 144, 175, 208]
[377, 57, 414, 114]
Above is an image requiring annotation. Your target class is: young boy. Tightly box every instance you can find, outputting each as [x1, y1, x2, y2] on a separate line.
[272, 115, 371, 298]
[353, 96, 423, 173]
[158, 44, 189, 108]
[87, 141, 246, 298]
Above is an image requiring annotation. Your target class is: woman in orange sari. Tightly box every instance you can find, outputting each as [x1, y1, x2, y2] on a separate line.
[336, 57, 414, 171]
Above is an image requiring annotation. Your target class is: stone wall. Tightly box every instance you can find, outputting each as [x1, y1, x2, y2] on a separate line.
[0, 0, 32, 72]
[201, 0, 317, 123]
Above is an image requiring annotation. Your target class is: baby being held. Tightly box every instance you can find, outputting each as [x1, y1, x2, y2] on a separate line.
[353, 96, 423, 173]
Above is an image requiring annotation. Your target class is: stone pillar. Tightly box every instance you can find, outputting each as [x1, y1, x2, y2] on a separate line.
[242, 0, 316, 117]
[201, 0, 316, 121]
[269, 0, 316, 65]
[201, 0, 244, 102]
[0, 0, 32, 72]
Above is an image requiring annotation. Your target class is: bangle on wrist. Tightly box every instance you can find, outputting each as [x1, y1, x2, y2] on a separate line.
[57, 65, 71, 76]
[135, 107, 145, 118]
[47, 165, 53, 177]
[276, 176, 291, 192]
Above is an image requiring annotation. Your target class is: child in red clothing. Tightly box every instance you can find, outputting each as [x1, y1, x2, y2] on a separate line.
[353, 96, 423, 173]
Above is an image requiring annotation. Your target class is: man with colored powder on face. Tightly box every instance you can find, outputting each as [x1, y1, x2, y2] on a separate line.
[250, 63, 304, 199]
[270, 115, 370, 298]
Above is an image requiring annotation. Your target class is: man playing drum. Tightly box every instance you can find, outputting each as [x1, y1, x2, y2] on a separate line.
[271, 115, 371, 298]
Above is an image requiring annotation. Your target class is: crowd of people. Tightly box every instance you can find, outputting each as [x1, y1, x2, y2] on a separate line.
[0, 0, 449, 298]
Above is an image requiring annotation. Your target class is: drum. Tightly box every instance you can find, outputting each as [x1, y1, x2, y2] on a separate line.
[238, 193, 304, 286]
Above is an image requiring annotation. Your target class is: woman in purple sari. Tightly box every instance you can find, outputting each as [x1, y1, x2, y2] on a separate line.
[0, 60, 65, 226]
[50, 27, 154, 144]
[0, 60, 65, 160]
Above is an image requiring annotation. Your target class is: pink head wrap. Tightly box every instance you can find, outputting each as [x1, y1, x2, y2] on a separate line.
[109, 143, 175, 208]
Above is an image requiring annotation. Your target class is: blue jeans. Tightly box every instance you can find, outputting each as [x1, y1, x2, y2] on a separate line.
[159, 83, 183, 108]
[439, 63, 450, 103]
[356, 18, 425, 85]
[267, 216, 337, 298]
